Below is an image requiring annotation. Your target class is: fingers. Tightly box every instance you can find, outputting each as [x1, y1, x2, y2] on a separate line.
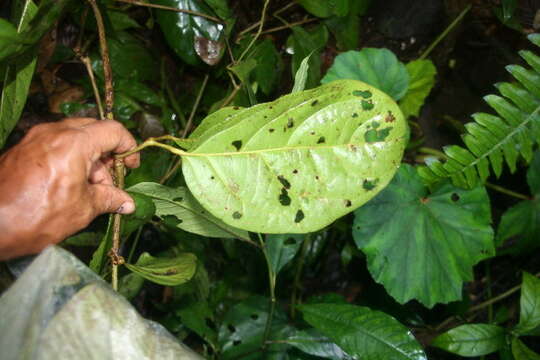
[90, 184, 135, 215]
[81, 120, 140, 168]
[89, 160, 113, 185]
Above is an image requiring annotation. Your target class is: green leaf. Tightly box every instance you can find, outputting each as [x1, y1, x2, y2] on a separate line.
[325, 14, 361, 51]
[287, 328, 353, 359]
[183, 79, 407, 233]
[512, 338, 540, 360]
[119, 273, 145, 300]
[399, 59, 437, 119]
[115, 79, 165, 107]
[497, 151, 540, 254]
[248, 39, 282, 95]
[288, 25, 328, 89]
[515, 272, 540, 335]
[154, 0, 225, 65]
[296, 0, 349, 18]
[0, 0, 38, 148]
[0, 19, 20, 49]
[176, 301, 218, 350]
[218, 296, 294, 359]
[266, 234, 304, 275]
[501, 0, 517, 22]
[107, 10, 141, 31]
[121, 192, 156, 237]
[353, 164, 494, 307]
[322, 48, 409, 101]
[299, 303, 426, 360]
[432, 324, 505, 356]
[128, 182, 250, 239]
[292, 53, 312, 93]
[125, 252, 197, 286]
[63, 232, 101, 247]
[203, 0, 232, 20]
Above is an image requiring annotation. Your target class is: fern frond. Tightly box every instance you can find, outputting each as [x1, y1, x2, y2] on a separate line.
[419, 33, 540, 188]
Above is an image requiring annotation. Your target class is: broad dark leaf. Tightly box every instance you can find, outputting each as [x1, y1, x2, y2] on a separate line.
[353, 165, 494, 307]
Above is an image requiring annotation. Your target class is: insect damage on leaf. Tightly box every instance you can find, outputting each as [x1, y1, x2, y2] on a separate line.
[182, 79, 408, 233]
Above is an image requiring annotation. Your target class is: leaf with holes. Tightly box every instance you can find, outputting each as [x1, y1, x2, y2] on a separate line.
[353, 165, 494, 307]
[128, 182, 249, 240]
[299, 303, 426, 360]
[125, 252, 197, 286]
[182, 79, 407, 233]
[432, 324, 505, 356]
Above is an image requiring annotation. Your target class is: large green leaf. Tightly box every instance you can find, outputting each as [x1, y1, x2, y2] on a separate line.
[266, 234, 304, 275]
[0, 0, 37, 148]
[515, 272, 540, 335]
[321, 49, 409, 101]
[512, 338, 540, 360]
[287, 328, 353, 359]
[431, 324, 505, 356]
[353, 165, 494, 307]
[128, 182, 249, 240]
[125, 252, 197, 286]
[399, 59, 437, 119]
[182, 79, 407, 233]
[299, 303, 426, 360]
[154, 0, 225, 65]
[218, 296, 294, 359]
[497, 150, 540, 254]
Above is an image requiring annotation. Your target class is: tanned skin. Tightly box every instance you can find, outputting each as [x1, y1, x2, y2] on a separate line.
[0, 118, 140, 260]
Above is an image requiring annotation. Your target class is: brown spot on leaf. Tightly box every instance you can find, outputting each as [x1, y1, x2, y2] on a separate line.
[385, 111, 396, 123]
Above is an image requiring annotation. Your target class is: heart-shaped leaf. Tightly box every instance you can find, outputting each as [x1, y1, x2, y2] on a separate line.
[321, 49, 409, 101]
[125, 252, 197, 286]
[299, 303, 426, 360]
[353, 164, 494, 307]
[182, 79, 407, 233]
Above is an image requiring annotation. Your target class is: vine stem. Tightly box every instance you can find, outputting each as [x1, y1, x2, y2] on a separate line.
[436, 271, 540, 332]
[419, 4, 472, 60]
[114, 0, 222, 23]
[290, 234, 311, 319]
[238, 0, 271, 62]
[258, 233, 276, 350]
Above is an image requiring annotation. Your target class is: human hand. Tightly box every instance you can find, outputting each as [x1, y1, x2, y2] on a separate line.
[0, 118, 140, 260]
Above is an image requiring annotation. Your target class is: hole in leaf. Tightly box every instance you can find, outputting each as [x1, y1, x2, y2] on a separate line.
[233, 340, 242, 346]
[310, 131, 316, 135]
[269, 128, 275, 133]
[294, 210, 305, 223]
[352, 113, 358, 118]
[279, 188, 291, 206]
[287, 118, 294, 128]
[345, 200, 352, 207]
[231, 140, 242, 151]
[352, 90, 372, 98]
[385, 111, 395, 122]
[284, 237, 296, 245]
[250, 313, 259, 320]
[173, 197, 183, 202]
[451, 193, 460, 202]
[317, 136, 326, 144]
[277, 175, 291, 189]
[364, 127, 393, 142]
[363, 179, 378, 191]
[228, 324, 236, 333]
[211, 176, 215, 180]
[232, 211, 242, 219]
[293, 169, 298, 174]
[361, 100, 374, 111]
[162, 215, 182, 226]
[315, 175, 320, 180]
[311, 100, 319, 106]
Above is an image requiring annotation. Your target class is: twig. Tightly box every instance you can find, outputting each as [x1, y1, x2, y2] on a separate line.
[182, 74, 209, 138]
[238, 0, 271, 62]
[110, 159, 126, 291]
[485, 182, 531, 201]
[237, 2, 296, 38]
[80, 56, 105, 119]
[113, 0, 222, 23]
[436, 271, 540, 332]
[261, 17, 318, 35]
[420, 4, 472, 60]
[290, 234, 311, 319]
[258, 233, 276, 350]
[87, 0, 114, 119]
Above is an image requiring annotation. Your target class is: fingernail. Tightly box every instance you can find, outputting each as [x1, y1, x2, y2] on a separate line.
[117, 201, 135, 214]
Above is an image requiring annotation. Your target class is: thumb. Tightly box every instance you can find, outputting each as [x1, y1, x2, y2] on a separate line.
[90, 184, 135, 215]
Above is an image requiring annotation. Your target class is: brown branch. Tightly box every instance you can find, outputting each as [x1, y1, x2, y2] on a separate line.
[260, 17, 318, 35]
[87, 0, 114, 120]
[114, 0, 222, 23]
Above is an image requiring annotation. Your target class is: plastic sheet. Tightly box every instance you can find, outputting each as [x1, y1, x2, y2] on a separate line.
[0, 246, 202, 360]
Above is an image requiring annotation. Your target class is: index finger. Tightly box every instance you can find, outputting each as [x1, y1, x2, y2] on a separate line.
[81, 120, 140, 168]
